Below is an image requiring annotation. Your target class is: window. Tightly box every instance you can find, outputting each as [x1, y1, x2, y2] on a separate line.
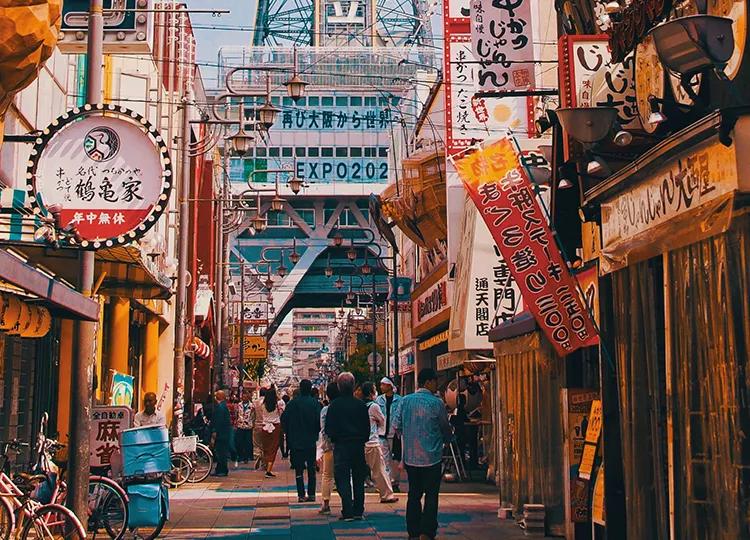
[308, 96, 320, 107]
[322, 96, 334, 107]
[256, 147, 267, 157]
[308, 147, 319, 157]
[349, 147, 362, 157]
[364, 147, 376, 157]
[338, 208, 361, 227]
[335, 147, 348, 158]
[336, 96, 348, 107]
[282, 147, 293, 157]
[379, 147, 389, 157]
[379, 96, 389, 106]
[283, 96, 293, 107]
[271, 96, 281, 106]
[365, 96, 376, 107]
[350, 96, 362, 107]
[295, 97, 307, 106]
[269, 147, 280, 157]
[267, 211, 290, 227]
[321, 147, 334, 157]
[296, 208, 315, 226]
[295, 147, 306, 157]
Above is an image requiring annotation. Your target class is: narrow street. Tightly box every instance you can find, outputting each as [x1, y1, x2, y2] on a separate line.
[163, 461, 527, 539]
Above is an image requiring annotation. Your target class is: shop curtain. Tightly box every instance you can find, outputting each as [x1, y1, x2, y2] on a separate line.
[611, 259, 669, 540]
[668, 214, 750, 539]
[494, 332, 565, 532]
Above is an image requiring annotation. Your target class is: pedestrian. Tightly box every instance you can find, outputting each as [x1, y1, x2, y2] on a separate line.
[281, 379, 321, 503]
[324, 372, 370, 522]
[376, 376, 403, 492]
[318, 381, 339, 515]
[227, 393, 239, 468]
[210, 390, 232, 477]
[235, 389, 255, 464]
[260, 385, 285, 478]
[450, 394, 469, 468]
[280, 393, 291, 459]
[395, 368, 452, 540]
[362, 382, 399, 504]
[133, 392, 166, 427]
[253, 388, 267, 470]
[311, 386, 320, 404]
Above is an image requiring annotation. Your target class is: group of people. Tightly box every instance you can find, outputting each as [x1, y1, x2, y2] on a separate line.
[176, 367, 451, 540]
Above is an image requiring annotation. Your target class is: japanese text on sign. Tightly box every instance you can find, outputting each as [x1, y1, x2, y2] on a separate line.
[455, 138, 599, 356]
[90, 406, 131, 467]
[470, 0, 536, 92]
[278, 107, 392, 131]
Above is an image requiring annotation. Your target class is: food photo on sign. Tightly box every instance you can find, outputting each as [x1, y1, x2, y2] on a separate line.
[25, 104, 173, 249]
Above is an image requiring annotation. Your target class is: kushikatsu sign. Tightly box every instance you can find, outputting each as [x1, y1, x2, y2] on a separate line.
[455, 138, 599, 356]
[26, 104, 173, 249]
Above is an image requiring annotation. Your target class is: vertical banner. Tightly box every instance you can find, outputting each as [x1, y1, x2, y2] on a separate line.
[110, 372, 135, 406]
[455, 138, 598, 356]
[470, 0, 536, 92]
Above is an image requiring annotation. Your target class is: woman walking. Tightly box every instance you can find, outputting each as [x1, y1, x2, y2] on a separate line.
[318, 381, 339, 514]
[260, 385, 285, 477]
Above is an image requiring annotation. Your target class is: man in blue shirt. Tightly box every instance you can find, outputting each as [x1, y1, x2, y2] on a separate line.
[395, 368, 452, 540]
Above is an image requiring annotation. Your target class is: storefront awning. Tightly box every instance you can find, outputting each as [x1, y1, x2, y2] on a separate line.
[190, 336, 210, 359]
[0, 248, 99, 321]
[96, 246, 173, 299]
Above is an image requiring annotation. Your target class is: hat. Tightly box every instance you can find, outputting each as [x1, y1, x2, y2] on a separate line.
[380, 377, 394, 386]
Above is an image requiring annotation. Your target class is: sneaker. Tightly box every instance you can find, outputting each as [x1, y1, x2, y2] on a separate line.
[380, 497, 399, 503]
[306, 496, 316, 503]
[265, 471, 276, 478]
[319, 506, 331, 515]
[339, 516, 355, 522]
[298, 496, 306, 503]
[353, 515, 364, 521]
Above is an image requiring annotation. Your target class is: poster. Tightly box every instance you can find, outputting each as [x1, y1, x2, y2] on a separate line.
[455, 138, 599, 356]
[110, 372, 135, 407]
[563, 389, 598, 523]
[592, 464, 606, 525]
[90, 406, 132, 467]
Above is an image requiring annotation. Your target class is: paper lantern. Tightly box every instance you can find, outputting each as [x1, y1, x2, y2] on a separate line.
[8, 300, 31, 335]
[0, 293, 22, 331]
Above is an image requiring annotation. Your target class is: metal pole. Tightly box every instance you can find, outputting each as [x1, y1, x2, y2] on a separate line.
[172, 18, 192, 435]
[392, 248, 399, 381]
[66, 0, 102, 523]
[240, 262, 245, 389]
[372, 276, 377, 378]
[214, 174, 224, 390]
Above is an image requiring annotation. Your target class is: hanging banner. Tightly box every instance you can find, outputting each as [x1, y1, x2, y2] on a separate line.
[26, 104, 172, 249]
[455, 138, 599, 356]
[469, 0, 536, 92]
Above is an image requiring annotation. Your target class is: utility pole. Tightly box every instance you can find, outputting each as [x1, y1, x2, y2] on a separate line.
[67, 0, 102, 523]
[392, 247, 399, 381]
[172, 5, 192, 437]
[372, 275, 377, 378]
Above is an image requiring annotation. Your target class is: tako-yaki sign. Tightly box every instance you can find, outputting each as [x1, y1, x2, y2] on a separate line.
[26, 104, 172, 249]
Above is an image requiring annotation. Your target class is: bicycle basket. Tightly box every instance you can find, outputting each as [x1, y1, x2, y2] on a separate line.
[171, 435, 198, 454]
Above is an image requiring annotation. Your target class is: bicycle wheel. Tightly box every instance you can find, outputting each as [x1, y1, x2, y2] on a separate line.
[166, 454, 192, 488]
[130, 512, 165, 540]
[187, 444, 212, 483]
[20, 503, 85, 540]
[0, 496, 12, 540]
[88, 478, 128, 540]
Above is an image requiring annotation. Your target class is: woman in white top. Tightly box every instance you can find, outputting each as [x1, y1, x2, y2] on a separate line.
[259, 386, 285, 477]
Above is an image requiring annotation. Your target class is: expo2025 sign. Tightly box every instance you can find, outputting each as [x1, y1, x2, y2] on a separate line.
[26, 103, 172, 249]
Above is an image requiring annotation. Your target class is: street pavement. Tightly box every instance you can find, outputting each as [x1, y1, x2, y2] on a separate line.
[160, 457, 530, 539]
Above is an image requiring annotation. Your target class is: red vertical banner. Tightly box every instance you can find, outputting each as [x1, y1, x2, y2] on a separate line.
[455, 138, 599, 356]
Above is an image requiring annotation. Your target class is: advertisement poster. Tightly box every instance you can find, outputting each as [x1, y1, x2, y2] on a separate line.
[110, 371, 135, 407]
[90, 406, 131, 467]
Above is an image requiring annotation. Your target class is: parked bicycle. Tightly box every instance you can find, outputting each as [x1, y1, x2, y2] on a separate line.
[0, 439, 86, 540]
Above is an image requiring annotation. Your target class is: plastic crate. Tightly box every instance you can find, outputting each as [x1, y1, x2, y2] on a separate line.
[171, 435, 198, 454]
[127, 482, 169, 528]
[121, 426, 171, 477]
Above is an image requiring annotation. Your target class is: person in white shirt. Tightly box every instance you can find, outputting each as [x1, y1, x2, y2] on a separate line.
[362, 382, 398, 503]
[133, 392, 166, 427]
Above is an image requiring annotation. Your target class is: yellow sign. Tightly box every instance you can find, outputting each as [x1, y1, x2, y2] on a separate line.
[578, 443, 597, 480]
[592, 464, 606, 526]
[454, 138, 518, 187]
[243, 336, 267, 359]
[585, 399, 603, 444]
[418, 329, 450, 351]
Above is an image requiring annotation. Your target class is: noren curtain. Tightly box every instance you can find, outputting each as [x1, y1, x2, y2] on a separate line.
[494, 332, 565, 533]
[611, 259, 669, 540]
[668, 214, 750, 539]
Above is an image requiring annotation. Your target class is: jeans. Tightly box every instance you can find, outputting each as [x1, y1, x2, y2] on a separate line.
[333, 441, 367, 518]
[320, 450, 334, 502]
[405, 463, 442, 539]
[290, 446, 317, 499]
[236, 428, 253, 462]
[214, 438, 230, 475]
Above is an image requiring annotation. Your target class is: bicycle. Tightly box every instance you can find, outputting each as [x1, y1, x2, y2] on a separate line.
[174, 433, 213, 484]
[0, 439, 86, 540]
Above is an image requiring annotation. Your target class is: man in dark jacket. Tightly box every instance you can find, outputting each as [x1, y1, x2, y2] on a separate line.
[324, 372, 370, 521]
[211, 390, 232, 476]
[281, 379, 321, 502]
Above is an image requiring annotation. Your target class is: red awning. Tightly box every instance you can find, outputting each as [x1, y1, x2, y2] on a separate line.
[190, 336, 210, 359]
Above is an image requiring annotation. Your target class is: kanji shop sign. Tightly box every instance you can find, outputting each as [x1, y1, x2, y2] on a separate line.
[90, 406, 132, 468]
[26, 104, 172, 249]
[455, 138, 599, 356]
[469, 0, 536, 92]
[242, 302, 269, 324]
[243, 335, 268, 359]
[412, 275, 451, 330]
[445, 34, 530, 155]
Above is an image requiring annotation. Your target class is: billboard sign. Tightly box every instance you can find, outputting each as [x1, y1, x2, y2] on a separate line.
[26, 104, 172, 249]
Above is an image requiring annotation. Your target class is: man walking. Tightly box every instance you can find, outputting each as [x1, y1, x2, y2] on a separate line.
[281, 379, 321, 503]
[210, 390, 232, 477]
[362, 382, 399, 504]
[396, 368, 452, 540]
[325, 372, 370, 521]
[376, 376, 403, 492]
[235, 389, 255, 464]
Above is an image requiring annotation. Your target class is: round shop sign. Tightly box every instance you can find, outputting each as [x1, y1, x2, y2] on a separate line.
[26, 104, 172, 249]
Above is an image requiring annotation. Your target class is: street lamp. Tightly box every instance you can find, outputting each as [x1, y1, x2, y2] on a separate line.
[251, 213, 267, 233]
[277, 262, 288, 277]
[286, 47, 309, 103]
[270, 195, 285, 212]
[324, 253, 334, 278]
[360, 250, 372, 275]
[288, 176, 303, 194]
[334, 275, 345, 289]
[347, 246, 357, 261]
[264, 274, 274, 290]
[333, 232, 343, 247]
[258, 100, 280, 130]
[289, 238, 301, 264]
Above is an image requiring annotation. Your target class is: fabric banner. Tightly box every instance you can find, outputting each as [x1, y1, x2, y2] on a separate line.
[455, 138, 598, 356]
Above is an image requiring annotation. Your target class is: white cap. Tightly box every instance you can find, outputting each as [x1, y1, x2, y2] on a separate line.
[380, 377, 394, 386]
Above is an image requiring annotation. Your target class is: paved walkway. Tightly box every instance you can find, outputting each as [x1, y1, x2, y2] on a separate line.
[162, 457, 530, 539]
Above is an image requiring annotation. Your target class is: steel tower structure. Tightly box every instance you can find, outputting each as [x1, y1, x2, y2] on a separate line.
[252, 0, 432, 47]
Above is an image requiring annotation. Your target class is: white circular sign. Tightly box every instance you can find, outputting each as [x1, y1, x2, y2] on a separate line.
[27, 105, 172, 249]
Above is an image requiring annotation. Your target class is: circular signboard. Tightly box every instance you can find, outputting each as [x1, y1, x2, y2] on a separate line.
[26, 104, 172, 249]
